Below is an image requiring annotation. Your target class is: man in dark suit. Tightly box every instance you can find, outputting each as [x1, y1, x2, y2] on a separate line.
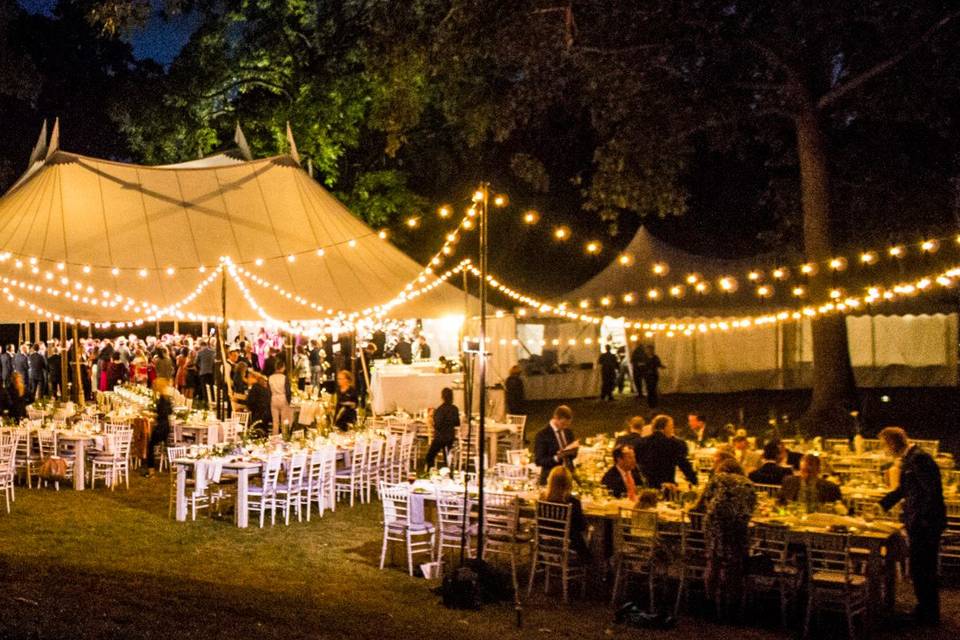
[0, 345, 13, 386]
[598, 345, 619, 401]
[629, 344, 647, 400]
[615, 416, 647, 453]
[748, 441, 794, 486]
[635, 414, 698, 488]
[879, 427, 946, 626]
[27, 343, 47, 399]
[686, 413, 715, 446]
[394, 337, 413, 364]
[13, 344, 29, 386]
[601, 445, 643, 499]
[778, 454, 841, 508]
[533, 405, 577, 485]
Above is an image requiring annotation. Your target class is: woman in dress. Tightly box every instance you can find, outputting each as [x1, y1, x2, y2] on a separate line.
[7, 371, 28, 421]
[541, 466, 591, 561]
[268, 360, 291, 435]
[174, 347, 189, 394]
[505, 364, 526, 417]
[333, 369, 358, 431]
[697, 457, 757, 622]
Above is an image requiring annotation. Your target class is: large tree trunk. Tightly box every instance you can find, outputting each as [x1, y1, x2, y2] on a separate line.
[794, 105, 858, 435]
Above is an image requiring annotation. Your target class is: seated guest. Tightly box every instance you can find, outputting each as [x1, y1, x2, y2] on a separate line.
[542, 466, 590, 560]
[615, 416, 648, 452]
[333, 370, 358, 431]
[748, 441, 794, 486]
[687, 413, 715, 446]
[244, 372, 272, 436]
[424, 387, 460, 468]
[635, 414, 698, 488]
[534, 405, 577, 485]
[778, 453, 841, 510]
[732, 434, 761, 474]
[601, 445, 643, 499]
[700, 458, 757, 622]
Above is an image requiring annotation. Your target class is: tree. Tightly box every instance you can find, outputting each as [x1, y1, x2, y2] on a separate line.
[426, 0, 960, 431]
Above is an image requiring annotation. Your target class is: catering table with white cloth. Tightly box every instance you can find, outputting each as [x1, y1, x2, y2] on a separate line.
[522, 368, 601, 400]
[370, 366, 460, 415]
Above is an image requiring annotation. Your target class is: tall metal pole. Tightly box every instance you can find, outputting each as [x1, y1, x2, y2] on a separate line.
[216, 268, 227, 419]
[72, 323, 84, 408]
[476, 183, 489, 559]
[59, 320, 68, 401]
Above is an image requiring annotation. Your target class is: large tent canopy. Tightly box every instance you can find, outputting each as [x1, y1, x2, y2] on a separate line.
[0, 125, 470, 325]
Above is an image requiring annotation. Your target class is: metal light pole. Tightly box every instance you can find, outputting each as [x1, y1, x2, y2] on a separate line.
[476, 183, 489, 559]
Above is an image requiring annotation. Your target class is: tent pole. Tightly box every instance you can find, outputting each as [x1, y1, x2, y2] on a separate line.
[34, 320, 40, 345]
[72, 323, 84, 408]
[476, 182, 488, 560]
[216, 268, 227, 420]
[59, 320, 68, 401]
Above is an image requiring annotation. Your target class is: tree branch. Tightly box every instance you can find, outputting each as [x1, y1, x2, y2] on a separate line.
[818, 9, 960, 110]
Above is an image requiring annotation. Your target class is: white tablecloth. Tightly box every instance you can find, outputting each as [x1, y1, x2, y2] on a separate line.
[522, 368, 601, 400]
[370, 370, 461, 415]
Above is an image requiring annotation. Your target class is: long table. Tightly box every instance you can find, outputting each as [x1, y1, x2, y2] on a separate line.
[173, 458, 261, 528]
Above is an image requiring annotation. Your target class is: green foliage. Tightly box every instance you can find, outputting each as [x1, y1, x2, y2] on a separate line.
[337, 170, 428, 228]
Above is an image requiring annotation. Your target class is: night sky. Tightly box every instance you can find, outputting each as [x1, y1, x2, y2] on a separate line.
[18, 0, 197, 64]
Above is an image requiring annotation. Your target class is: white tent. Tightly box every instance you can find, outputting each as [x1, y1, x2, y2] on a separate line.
[0, 128, 470, 325]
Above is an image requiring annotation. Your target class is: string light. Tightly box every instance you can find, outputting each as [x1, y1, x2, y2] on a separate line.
[889, 245, 904, 258]
[406, 217, 419, 228]
[554, 226, 570, 240]
[772, 267, 788, 280]
[523, 210, 540, 224]
[651, 262, 668, 276]
[828, 257, 847, 271]
[618, 254, 633, 266]
[860, 251, 878, 265]
[585, 241, 601, 254]
[438, 205, 452, 218]
[493, 194, 508, 207]
[921, 239, 939, 253]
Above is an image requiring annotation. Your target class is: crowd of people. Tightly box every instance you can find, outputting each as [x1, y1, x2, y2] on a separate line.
[528, 406, 948, 626]
[595, 343, 665, 407]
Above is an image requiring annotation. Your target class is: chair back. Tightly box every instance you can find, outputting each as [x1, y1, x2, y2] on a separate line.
[167, 445, 189, 463]
[807, 531, 855, 583]
[750, 522, 790, 566]
[483, 492, 520, 537]
[505, 449, 527, 466]
[306, 450, 325, 490]
[752, 483, 782, 498]
[221, 422, 240, 443]
[367, 438, 384, 470]
[261, 455, 283, 493]
[437, 490, 472, 533]
[287, 452, 308, 490]
[350, 439, 368, 474]
[680, 510, 707, 565]
[616, 508, 658, 560]
[945, 500, 960, 530]
[534, 500, 573, 558]
[0, 443, 14, 474]
[494, 463, 529, 483]
[37, 429, 58, 458]
[232, 411, 251, 428]
[505, 414, 527, 440]
[379, 483, 411, 526]
[113, 428, 133, 460]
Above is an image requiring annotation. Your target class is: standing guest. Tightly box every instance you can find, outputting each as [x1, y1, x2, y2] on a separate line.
[616, 345, 629, 394]
[268, 360, 292, 435]
[372, 328, 386, 358]
[308, 340, 325, 389]
[601, 445, 643, 499]
[542, 466, 591, 561]
[153, 347, 175, 385]
[131, 349, 150, 385]
[13, 345, 29, 394]
[0, 344, 14, 386]
[533, 405, 577, 485]
[414, 335, 431, 360]
[615, 416, 649, 453]
[95, 339, 113, 391]
[262, 347, 280, 377]
[699, 458, 757, 622]
[505, 365, 526, 416]
[424, 387, 460, 468]
[195, 339, 216, 399]
[778, 453, 841, 510]
[174, 348, 189, 394]
[356, 343, 377, 408]
[106, 352, 128, 389]
[732, 434, 761, 474]
[879, 426, 946, 626]
[143, 379, 173, 478]
[629, 343, 647, 401]
[28, 343, 47, 399]
[635, 414, 698, 489]
[47, 346, 62, 398]
[244, 371, 272, 436]
[394, 335, 413, 364]
[231, 361, 248, 395]
[687, 413, 715, 446]
[333, 370, 358, 431]
[7, 371, 28, 421]
[748, 441, 794, 486]
[293, 345, 311, 391]
[184, 351, 199, 401]
[598, 344, 619, 401]
[639, 344, 664, 408]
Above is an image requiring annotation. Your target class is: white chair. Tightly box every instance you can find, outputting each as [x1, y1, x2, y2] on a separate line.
[247, 455, 282, 527]
[610, 508, 658, 607]
[436, 490, 476, 562]
[804, 532, 868, 639]
[166, 445, 207, 519]
[90, 428, 133, 490]
[36, 429, 73, 491]
[380, 434, 398, 484]
[305, 447, 336, 520]
[673, 510, 708, 616]
[0, 443, 15, 513]
[378, 482, 435, 576]
[391, 432, 415, 482]
[745, 522, 801, 628]
[14, 427, 38, 488]
[499, 414, 527, 460]
[232, 411, 251, 429]
[276, 452, 308, 525]
[364, 439, 385, 503]
[335, 440, 367, 507]
[482, 492, 531, 593]
[527, 501, 586, 603]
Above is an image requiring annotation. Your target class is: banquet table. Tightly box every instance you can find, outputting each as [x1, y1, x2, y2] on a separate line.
[58, 431, 97, 491]
[522, 368, 601, 401]
[370, 368, 460, 415]
[173, 457, 262, 528]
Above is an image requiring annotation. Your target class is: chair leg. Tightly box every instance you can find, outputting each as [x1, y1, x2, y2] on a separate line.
[527, 548, 538, 597]
[561, 564, 569, 604]
[610, 559, 622, 606]
[803, 592, 813, 637]
[380, 530, 389, 570]
[407, 531, 415, 576]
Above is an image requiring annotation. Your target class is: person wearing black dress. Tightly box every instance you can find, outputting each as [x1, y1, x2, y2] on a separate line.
[7, 372, 28, 421]
[244, 372, 272, 436]
[424, 387, 460, 468]
[333, 370, 358, 431]
[639, 344, 665, 408]
[144, 379, 173, 477]
[598, 345, 619, 401]
[505, 365, 526, 416]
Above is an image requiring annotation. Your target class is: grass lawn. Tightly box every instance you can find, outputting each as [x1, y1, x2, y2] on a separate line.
[0, 390, 958, 639]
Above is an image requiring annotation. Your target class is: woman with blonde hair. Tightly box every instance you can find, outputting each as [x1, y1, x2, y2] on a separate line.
[333, 369, 358, 431]
[7, 371, 27, 420]
[542, 466, 591, 560]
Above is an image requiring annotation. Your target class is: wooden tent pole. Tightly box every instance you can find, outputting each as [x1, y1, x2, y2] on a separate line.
[72, 323, 84, 408]
[59, 320, 68, 401]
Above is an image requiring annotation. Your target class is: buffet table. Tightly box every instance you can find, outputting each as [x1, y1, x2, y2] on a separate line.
[369, 363, 461, 415]
[522, 368, 601, 400]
